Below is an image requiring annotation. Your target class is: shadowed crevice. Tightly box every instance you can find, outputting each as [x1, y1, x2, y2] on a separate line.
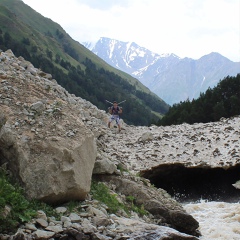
[140, 163, 240, 203]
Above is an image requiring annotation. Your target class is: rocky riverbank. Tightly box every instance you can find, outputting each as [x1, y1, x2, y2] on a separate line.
[0, 197, 198, 240]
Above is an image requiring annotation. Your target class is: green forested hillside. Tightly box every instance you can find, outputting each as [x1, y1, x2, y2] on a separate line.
[158, 74, 240, 126]
[0, 0, 169, 125]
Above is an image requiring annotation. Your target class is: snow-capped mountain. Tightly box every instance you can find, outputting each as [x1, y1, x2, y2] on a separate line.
[82, 37, 240, 105]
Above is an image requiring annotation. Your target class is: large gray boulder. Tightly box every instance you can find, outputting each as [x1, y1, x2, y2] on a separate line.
[0, 109, 96, 204]
[0, 50, 102, 203]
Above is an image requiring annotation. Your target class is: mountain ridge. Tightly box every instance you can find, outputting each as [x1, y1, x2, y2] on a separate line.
[83, 37, 240, 105]
[0, 0, 169, 125]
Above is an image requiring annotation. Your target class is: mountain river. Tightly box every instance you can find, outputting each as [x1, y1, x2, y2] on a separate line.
[184, 200, 240, 239]
[143, 165, 240, 239]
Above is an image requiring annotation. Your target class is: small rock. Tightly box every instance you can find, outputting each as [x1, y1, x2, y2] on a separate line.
[45, 225, 63, 233]
[33, 230, 55, 239]
[25, 223, 37, 231]
[69, 212, 81, 222]
[37, 210, 48, 220]
[61, 216, 71, 222]
[55, 207, 67, 214]
[36, 218, 48, 228]
[30, 101, 45, 113]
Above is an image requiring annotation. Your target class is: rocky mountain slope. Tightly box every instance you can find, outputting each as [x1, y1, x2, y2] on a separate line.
[83, 37, 240, 105]
[1, 49, 240, 239]
[0, 0, 169, 125]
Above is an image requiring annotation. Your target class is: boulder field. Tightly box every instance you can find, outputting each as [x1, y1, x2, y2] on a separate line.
[1, 49, 239, 239]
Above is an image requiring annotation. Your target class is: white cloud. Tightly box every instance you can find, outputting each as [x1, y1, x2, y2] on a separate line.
[22, 0, 240, 62]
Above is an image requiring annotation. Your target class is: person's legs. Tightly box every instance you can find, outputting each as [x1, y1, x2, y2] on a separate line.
[109, 116, 121, 131]
[108, 115, 116, 128]
[108, 116, 113, 128]
[116, 117, 121, 132]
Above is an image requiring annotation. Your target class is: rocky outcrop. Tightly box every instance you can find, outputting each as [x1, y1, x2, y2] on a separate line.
[96, 175, 199, 236]
[0, 49, 109, 203]
[0, 118, 96, 203]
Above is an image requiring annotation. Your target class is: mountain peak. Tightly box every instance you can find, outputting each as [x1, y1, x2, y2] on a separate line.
[83, 37, 240, 105]
[200, 52, 232, 62]
[82, 37, 179, 77]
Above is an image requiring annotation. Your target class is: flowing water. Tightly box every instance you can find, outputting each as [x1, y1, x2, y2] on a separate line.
[184, 200, 240, 240]
[147, 164, 240, 239]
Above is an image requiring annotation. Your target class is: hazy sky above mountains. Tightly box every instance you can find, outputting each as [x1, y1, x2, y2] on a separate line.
[22, 0, 239, 62]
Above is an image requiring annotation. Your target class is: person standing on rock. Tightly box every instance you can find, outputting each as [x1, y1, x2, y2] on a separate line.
[108, 101, 122, 132]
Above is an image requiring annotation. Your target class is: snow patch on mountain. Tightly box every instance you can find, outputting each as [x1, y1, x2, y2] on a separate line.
[109, 39, 117, 59]
[201, 76, 206, 87]
[132, 65, 149, 77]
[82, 37, 240, 105]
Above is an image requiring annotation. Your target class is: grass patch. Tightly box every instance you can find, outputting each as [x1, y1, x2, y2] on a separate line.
[90, 180, 149, 217]
[90, 180, 125, 214]
[126, 195, 148, 216]
[116, 163, 129, 173]
[65, 200, 82, 213]
[0, 168, 57, 234]
[0, 169, 149, 234]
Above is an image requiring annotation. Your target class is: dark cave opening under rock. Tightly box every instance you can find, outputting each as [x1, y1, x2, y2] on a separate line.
[140, 163, 240, 203]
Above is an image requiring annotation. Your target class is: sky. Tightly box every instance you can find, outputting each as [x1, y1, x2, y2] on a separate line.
[22, 0, 240, 62]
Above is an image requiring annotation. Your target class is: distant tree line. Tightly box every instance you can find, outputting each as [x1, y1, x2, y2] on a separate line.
[0, 30, 168, 125]
[158, 74, 240, 126]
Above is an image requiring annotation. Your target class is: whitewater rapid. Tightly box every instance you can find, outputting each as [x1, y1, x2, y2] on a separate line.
[184, 200, 240, 240]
